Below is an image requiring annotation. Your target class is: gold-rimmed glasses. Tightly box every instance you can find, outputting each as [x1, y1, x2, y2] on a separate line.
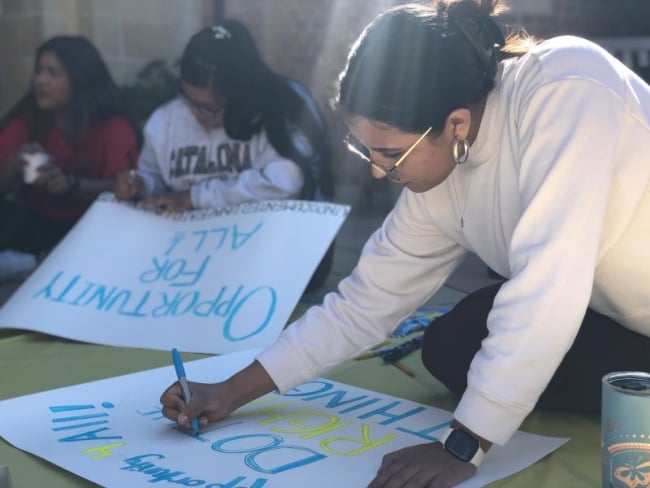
[344, 126, 433, 181]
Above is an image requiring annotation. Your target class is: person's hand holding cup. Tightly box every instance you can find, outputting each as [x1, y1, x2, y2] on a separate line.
[22, 151, 51, 184]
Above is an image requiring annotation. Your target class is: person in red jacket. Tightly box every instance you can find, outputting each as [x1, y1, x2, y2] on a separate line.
[0, 35, 141, 256]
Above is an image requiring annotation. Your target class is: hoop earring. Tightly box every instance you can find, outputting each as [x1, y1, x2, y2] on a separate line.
[452, 138, 470, 164]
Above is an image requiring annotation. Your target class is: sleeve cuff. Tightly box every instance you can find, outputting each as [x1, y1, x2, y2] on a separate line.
[190, 183, 226, 210]
[255, 333, 318, 394]
[454, 385, 533, 446]
[189, 185, 202, 209]
[137, 171, 156, 198]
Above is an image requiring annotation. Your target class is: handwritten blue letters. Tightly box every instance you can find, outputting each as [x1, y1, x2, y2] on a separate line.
[32, 223, 276, 342]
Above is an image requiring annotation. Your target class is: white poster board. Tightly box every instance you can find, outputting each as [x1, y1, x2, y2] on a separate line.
[0, 350, 567, 488]
[0, 197, 348, 353]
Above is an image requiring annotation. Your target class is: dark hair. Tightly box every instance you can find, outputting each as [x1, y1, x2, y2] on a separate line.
[0, 35, 142, 150]
[337, 0, 536, 134]
[181, 20, 333, 199]
[181, 20, 269, 140]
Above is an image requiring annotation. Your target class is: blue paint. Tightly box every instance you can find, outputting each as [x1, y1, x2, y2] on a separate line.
[140, 256, 210, 287]
[211, 434, 327, 474]
[396, 420, 451, 442]
[356, 401, 427, 425]
[164, 231, 186, 255]
[136, 406, 166, 421]
[283, 380, 333, 397]
[223, 287, 276, 341]
[336, 399, 383, 414]
[33, 272, 277, 341]
[49, 404, 95, 412]
[120, 453, 268, 487]
[281, 380, 452, 442]
[52, 420, 110, 431]
[58, 427, 122, 442]
[49, 402, 121, 442]
[52, 412, 109, 422]
[162, 223, 263, 256]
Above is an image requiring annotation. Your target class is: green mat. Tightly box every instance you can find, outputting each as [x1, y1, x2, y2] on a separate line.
[0, 307, 600, 487]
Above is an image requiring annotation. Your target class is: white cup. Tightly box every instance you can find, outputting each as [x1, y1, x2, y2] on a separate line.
[22, 152, 50, 184]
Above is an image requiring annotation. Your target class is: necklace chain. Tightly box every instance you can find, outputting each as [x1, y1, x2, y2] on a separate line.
[450, 169, 472, 228]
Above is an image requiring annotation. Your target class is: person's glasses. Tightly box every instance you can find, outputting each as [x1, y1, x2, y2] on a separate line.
[344, 127, 433, 181]
[178, 90, 225, 118]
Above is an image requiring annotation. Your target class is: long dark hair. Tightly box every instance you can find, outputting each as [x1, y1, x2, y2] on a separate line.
[181, 20, 333, 199]
[337, 0, 536, 134]
[0, 35, 142, 150]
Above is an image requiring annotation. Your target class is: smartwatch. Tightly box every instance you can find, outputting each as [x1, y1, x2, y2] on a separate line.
[438, 427, 485, 467]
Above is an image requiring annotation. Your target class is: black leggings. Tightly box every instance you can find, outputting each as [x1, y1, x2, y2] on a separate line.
[0, 199, 72, 255]
[421, 283, 650, 414]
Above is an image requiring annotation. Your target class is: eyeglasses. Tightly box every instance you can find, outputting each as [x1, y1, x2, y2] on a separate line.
[178, 90, 225, 118]
[344, 126, 433, 181]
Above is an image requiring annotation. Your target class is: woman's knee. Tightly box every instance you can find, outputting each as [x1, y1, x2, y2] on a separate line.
[420, 284, 502, 393]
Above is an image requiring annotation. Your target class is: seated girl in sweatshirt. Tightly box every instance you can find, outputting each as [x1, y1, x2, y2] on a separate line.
[114, 20, 333, 213]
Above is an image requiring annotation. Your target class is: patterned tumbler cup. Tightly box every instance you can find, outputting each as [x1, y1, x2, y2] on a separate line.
[602, 371, 650, 488]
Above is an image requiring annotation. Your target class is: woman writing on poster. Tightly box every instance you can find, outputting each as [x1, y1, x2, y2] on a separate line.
[160, 1, 650, 486]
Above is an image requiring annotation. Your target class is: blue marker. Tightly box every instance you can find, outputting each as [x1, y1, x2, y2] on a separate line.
[171, 348, 200, 435]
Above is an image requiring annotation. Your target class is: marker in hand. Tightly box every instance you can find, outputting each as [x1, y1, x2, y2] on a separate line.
[171, 348, 200, 435]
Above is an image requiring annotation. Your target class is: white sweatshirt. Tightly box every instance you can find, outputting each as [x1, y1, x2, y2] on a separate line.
[136, 98, 304, 209]
[256, 36, 650, 446]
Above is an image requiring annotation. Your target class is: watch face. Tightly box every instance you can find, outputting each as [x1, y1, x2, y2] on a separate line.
[445, 429, 479, 462]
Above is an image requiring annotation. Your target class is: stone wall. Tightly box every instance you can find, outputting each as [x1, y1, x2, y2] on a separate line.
[219, 0, 650, 199]
[0, 0, 213, 114]
[501, 0, 650, 39]
[1, 0, 647, 199]
[222, 0, 406, 200]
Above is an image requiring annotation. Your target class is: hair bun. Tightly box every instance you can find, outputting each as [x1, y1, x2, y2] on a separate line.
[444, 0, 505, 19]
[447, 0, 505, 80]
[477, 14, 506, 47]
